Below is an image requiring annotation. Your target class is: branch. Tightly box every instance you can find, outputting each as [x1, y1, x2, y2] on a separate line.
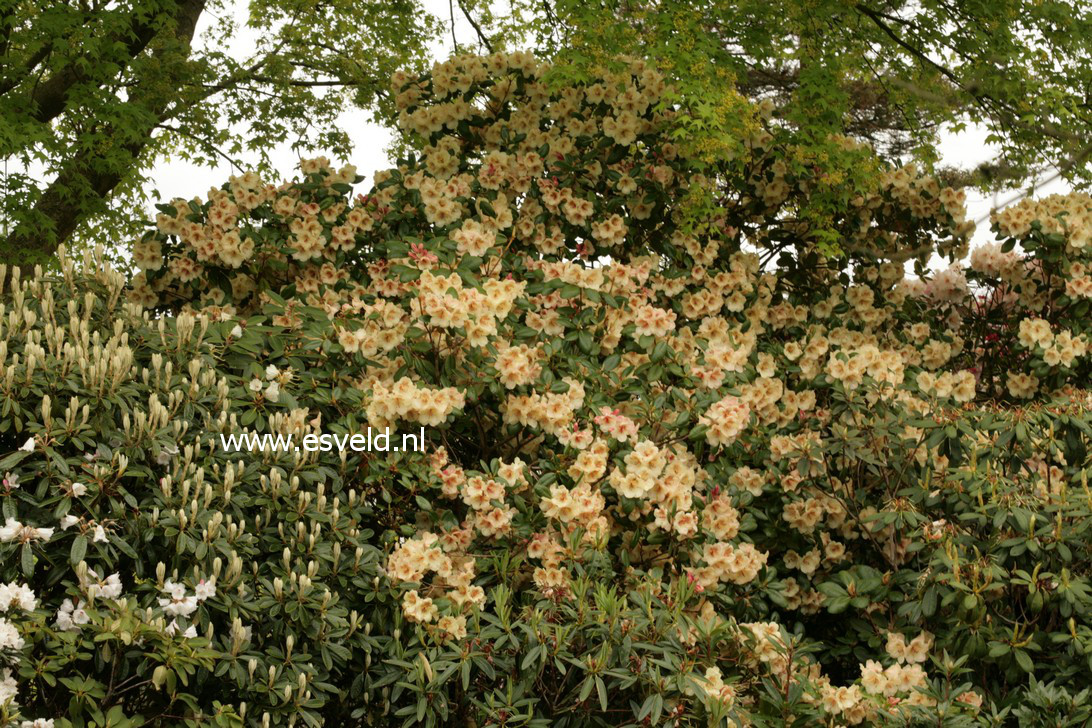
[196, 77, 373, 90]
[449, 0, 460, 52]
[853, 2, 1081, 148]
[144, 9, 309, 134]
[457, 0, 494, 53]
[854, 5, 963, 88]
[155, 123, 246, 171]
[0, 41, 54, 96]
[26, 4, 173, 125]
[252, 75, 371, 88]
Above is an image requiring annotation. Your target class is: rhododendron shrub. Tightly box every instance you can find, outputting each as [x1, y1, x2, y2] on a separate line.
[2, 52, 1091, 727]
[0, 256, 424, 727]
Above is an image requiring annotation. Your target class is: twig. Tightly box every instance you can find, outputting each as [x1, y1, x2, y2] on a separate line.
[449, 0, 460, 53]
[457, 0, 495, 53]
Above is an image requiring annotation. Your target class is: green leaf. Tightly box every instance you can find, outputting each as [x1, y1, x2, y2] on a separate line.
[0, 450, 30, 472]
[921, 587, 937, 617]
[70, 534, 87, 566]
[21, 544, 34, 576]
[578, 677, 594, 702]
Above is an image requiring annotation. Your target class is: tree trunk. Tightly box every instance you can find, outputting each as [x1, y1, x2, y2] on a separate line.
[0, 0, 206, 288]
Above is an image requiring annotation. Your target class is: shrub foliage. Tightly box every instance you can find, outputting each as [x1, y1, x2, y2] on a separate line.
[2, 53, 1092, 727]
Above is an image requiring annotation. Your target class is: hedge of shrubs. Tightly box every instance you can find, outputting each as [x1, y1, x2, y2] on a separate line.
[1, 52, 1091, 727]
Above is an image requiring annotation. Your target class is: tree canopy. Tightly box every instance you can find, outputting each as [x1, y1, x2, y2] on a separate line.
[0, 0, 438, 279]
[2, 0, 1091, 278]
[502, 0, 1092, 187]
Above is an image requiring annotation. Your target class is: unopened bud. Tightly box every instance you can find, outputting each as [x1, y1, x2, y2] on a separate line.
[419, 653, 433, 682]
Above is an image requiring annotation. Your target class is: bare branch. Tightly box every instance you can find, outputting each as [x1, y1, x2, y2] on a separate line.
[457, 0, 495, 53]
[449, 0, 460, 52]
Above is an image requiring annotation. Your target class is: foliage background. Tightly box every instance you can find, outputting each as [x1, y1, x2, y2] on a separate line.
[1, 51, 1091, 727]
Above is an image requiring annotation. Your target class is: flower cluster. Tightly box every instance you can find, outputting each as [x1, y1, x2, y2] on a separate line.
[365, 377, 466, 428]
[48, 49, 1092, 725]
[0, 581, 40, 722]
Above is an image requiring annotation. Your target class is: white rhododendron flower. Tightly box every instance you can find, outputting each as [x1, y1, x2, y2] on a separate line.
[0, 617, 26, 651]
[80, 570, 123, 601]
[55, 599, 90, 631]
[0, 668, 17, 703]
[0, 582, 37, 612]
[0, 519, 53, 543]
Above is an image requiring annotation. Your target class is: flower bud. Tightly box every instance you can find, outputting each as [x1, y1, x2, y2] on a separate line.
[419, 653, 433, 682]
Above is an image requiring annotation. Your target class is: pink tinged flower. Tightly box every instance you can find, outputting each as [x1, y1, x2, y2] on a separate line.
[194, 579, 216, 601]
